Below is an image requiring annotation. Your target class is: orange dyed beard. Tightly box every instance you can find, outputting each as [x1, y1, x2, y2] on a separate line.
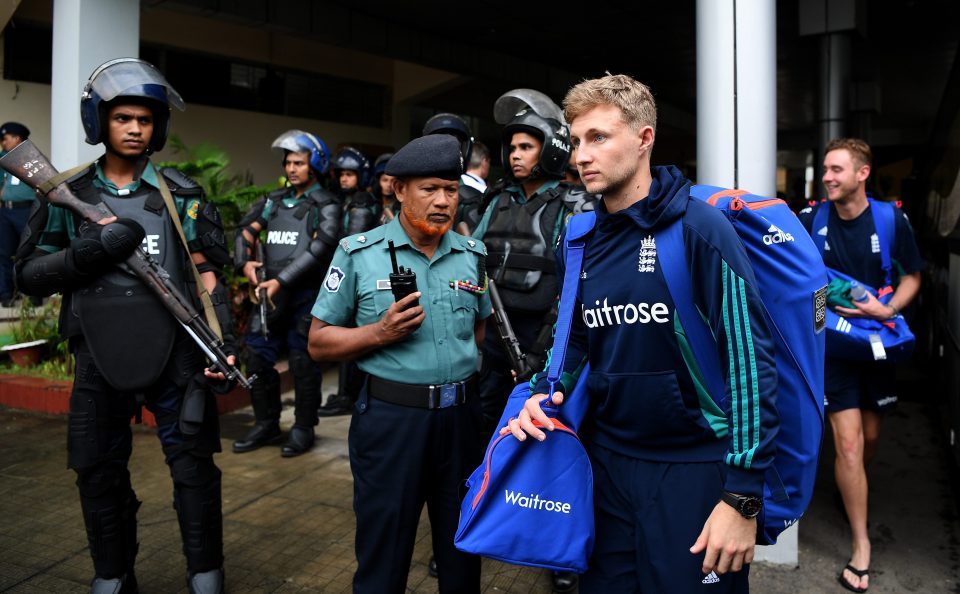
[403, 210, 452, 237]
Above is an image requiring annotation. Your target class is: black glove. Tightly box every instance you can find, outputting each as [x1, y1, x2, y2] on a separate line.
[70, 218, 145, 272]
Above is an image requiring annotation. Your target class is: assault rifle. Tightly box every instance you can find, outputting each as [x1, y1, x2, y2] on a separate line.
[254, 241, 269, 339]
[0, 140, 254, 389]
[488, 279, 532, 381]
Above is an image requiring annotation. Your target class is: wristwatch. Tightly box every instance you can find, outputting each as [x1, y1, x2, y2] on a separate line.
[720, 491, 763, 519]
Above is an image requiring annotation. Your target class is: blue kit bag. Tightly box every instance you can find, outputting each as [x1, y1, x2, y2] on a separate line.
[454, 221, 594, 573]
[664, 186, 826, 544]
[811, 198, 916, 362]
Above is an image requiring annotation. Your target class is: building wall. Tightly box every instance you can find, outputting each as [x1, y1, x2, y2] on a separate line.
[1, 0, 462, 184]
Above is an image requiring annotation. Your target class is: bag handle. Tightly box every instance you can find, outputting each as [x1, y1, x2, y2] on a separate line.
[867, 198, 895, 289]
[544, 212, 594, 397]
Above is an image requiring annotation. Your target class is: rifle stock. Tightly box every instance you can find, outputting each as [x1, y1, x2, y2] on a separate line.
[0, 140, 254, 389]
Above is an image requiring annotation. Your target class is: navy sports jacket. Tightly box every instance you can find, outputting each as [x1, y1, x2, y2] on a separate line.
[532, 165, 779, 497]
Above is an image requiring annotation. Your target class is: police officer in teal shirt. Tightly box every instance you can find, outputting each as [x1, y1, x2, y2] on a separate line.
[0, 121, 35, 305]
[309, 134, 490, 594]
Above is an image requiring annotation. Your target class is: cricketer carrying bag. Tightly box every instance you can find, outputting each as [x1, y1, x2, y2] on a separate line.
[811, 198, 916, 362]
[454, 219, 594, 573]
[660, 185, 826, 544]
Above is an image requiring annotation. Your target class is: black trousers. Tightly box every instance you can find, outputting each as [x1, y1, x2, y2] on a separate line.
[348, 381, 484, 594]
[69, 340, 223, 577]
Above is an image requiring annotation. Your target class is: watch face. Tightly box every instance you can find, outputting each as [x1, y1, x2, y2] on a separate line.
[741, 497, 763, 518]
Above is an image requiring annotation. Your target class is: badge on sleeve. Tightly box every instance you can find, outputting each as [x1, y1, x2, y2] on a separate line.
[325, 266, 345, 293]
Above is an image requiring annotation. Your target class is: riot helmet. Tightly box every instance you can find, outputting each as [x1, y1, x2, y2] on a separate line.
[272, 130, 330, 176]
[423, 113, 474, 164]
[80, 58, 185, 152]
[333, 147, 372, 189]
[495, 89, 571, 180]
[373, 152, 394, 178]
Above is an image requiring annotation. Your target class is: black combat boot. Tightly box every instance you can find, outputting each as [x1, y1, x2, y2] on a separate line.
[232, 365, 282, 453]
[281, 425, 315, 457]
[282, 351, 320, 457]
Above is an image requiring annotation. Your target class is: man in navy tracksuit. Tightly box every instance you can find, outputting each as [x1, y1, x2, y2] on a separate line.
[506, 74, 778, 593]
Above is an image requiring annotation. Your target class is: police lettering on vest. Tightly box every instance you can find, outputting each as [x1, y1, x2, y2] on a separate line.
[267, 230, 300, 245]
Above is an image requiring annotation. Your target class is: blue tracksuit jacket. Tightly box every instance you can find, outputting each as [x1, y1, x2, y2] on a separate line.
[532, 165, 778, 497]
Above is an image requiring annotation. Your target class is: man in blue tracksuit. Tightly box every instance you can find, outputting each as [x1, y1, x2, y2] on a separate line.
[506, 74, 779, 593]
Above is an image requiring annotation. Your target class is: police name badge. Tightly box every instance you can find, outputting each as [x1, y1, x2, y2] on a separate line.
[325, 266, 345, 293]
[813, 284, 827, 334]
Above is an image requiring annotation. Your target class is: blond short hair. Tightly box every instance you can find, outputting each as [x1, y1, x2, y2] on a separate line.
[825, 137, 872, 169]
[563, 74, 657, 132]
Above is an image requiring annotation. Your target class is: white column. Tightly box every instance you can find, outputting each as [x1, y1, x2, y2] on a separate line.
[696, 0, 777, 197]
[696, 0, 736, 189]
[697, 0, 796, 566]
[51, 0, 139, 170]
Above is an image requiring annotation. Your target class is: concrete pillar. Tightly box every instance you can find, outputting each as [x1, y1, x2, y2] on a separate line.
[696, 0, 777, 197]
[697, 0, 795, 566]
[819, 33, 851, 160]
[51, 0, 139, 170]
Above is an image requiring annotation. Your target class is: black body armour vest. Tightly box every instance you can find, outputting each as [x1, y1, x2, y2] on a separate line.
[263, 196, 313, 280]
[70, 182, 186, 391]
[483, 187, 564, 312]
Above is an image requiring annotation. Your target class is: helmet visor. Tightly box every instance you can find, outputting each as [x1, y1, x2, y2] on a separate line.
[494, 89, 565, 126]
[86, 58, 185, 111]
[271, 130, 312, 154]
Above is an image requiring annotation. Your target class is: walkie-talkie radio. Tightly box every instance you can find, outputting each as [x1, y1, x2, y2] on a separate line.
[388, 240, 419, 308]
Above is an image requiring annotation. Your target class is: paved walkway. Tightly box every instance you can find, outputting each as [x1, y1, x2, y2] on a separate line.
[1, 366, 958, 593]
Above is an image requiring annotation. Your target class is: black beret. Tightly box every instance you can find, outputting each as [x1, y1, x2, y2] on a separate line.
[385, 134, 463, 181]
[0, 122, 29, 139]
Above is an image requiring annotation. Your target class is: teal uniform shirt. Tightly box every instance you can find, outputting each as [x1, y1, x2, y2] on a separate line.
[0, 151, 37, 203]
[472, 179, 563, 243]
[311, 216, 492, 385]
[35, 159, 202, 252]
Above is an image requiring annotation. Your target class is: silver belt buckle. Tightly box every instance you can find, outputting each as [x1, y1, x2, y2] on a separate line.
[438, 383, 458, 408]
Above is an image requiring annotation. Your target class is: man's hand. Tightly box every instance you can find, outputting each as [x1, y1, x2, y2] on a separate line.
[243, 260, 262, 286]
[203, 355, 237, 382]
[833, 291, 892, 321]
[375, 291, 425, 344]
[690, 501, 757, 575]
[258, 278, 281, 302]
[501, 391, 564, 442]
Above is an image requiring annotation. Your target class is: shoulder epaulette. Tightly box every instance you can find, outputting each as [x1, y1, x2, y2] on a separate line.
[160, 167, 204, 196]
[456, 234, 487, 256]
[338, 226, 386, 254]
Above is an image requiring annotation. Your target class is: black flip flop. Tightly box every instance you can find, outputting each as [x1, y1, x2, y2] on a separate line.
[837, 562, 869, 593]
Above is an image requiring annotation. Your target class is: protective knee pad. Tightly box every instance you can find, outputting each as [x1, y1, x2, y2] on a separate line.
[75, 463, 140, 578]
[289, 349, 320, 427]
[169, 454, 224, 573]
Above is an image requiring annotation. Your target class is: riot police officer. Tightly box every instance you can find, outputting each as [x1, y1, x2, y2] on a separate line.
[372, 152, 397, 223]
[333, 146, 379, 234]
[232, 130, 342, 456]
[473, 89, 595, 424]
[320, 147, 381, 417]
[14, 58, 234, 594]
[309, 134, 490, 594]
[422, 112, 483, 232]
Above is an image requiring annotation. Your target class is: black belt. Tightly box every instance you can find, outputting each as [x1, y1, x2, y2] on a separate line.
[1, 200, 32, 209]
[367, 375, 476, 410]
